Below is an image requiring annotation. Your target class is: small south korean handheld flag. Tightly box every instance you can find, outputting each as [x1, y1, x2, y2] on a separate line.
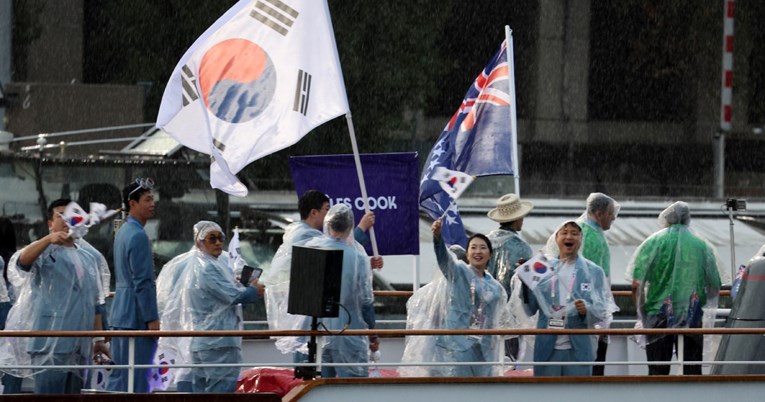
[431, 167, 475, 200]
[516, 253, 555, 291]
[228, 227, 245, 273]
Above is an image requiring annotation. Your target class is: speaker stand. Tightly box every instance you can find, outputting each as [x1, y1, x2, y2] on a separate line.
[294, 317, 319, 380]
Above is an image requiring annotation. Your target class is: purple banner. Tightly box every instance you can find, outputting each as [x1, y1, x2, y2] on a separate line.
[289, 152, 419, 256]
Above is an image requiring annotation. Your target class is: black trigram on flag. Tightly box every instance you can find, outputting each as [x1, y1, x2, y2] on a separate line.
[293, 70, 311, 116]
[212, 138, 226, 152]
[249, 0, 299, 36]
[181, 65, 199, 107]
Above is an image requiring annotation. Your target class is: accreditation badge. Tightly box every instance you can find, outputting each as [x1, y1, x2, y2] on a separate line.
[548, 305, 566, 329]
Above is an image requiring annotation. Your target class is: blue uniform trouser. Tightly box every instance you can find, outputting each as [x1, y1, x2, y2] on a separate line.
[432, 342, 492, 377]
[34, 369, 84, 394]
[320, 347, 368, 378]
[0, 301, 11, 330]
[107, 331, 157, 393]
[1, 374, 23, 394]
[31, 353, 85, 394]
[176, 380, 193, 392]
[96, 303, 109, 332]
[192, 347, 240, 393]
[533, 348, 592, 377]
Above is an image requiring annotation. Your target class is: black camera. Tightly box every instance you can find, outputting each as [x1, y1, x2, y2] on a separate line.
[726, 198, 747, 211]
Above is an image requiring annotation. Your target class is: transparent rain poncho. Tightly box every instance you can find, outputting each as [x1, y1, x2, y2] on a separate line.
[153, 221, 253, 389]
[485, 228, 535, 357]
[520, 221, 616, 365]
[750, 243, 765, 262]
[487, 228, 533, 299]
[303, 204, 374, 375]
[400, 232, 508, 377]
[0, 256, 9, 304]
[625, 202, 724, 347]
[0, 244, 100, 380]
[77, 238, 112, 307]
[154, 246, 198, 387]
[262, 219, 323, 355]
[272, 204, 374, 365]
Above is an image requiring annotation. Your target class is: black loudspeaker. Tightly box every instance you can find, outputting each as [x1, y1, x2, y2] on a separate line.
[288, 245, 343, 318]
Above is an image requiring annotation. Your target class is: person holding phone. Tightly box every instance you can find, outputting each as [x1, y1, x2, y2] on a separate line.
[158, 221, 264, 393]
[239, 265, 262, 287]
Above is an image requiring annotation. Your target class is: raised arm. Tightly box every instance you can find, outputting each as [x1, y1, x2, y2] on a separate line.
[432, 219, 459, 279]
[18, 231, 69, 268]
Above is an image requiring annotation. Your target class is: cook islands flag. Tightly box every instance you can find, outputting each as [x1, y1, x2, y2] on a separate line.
[420, 40, 516, 247]
[157, 0, 350, 196]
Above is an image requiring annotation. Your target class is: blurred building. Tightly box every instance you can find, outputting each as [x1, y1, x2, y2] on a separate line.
[1, 0, 764, 198]
[0, 0, 145, 156]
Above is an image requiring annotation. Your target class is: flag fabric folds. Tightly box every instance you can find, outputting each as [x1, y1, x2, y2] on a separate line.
[228, 227, 245, 273]
[157, 0, 350, 196]
[419, 40, 516, 247]
[432, 167, 474, 201]
[516, 253, 555, 291]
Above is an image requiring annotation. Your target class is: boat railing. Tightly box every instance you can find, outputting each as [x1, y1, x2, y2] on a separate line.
[1, 326, 763, 393]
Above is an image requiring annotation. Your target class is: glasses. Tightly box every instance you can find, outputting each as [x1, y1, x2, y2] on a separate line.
[205, 234, 226, 244]
[127, 177, 155, 199]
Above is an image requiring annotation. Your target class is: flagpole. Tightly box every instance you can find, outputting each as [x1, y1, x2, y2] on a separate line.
[345, 113, 380, 257]
[438, 201, 455, 221]
[505, 25, 521, 197]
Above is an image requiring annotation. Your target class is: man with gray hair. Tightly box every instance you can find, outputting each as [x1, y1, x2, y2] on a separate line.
[626, 201, 722, 375]
[577, 192, 619, 376]
[304, 204, 375, 377]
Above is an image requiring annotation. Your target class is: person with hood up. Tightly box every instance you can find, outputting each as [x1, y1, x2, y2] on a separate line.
[522, 220, 613, 376]
[626, 201, 724, 375]
[162, 221, 264, 392]
[400, 218, 507, 377]
[263, 190, 381, 365]
[300, 204, 375, 377]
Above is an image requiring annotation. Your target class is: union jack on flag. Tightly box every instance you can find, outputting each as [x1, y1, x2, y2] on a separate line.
[420, 40, 516, 247]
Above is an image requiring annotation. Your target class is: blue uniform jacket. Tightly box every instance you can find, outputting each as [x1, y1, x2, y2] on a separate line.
[434, 236, 505, 355]
[523, 256, 608, 363]
[111, 216, 159, 329]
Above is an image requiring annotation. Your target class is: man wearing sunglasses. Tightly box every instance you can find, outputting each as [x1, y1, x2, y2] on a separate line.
[108, 179, 159, 393]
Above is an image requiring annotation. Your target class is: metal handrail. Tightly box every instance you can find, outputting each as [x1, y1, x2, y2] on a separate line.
[2, 326, 759, 393]
[2, 326, 764, 338]
[373, 290, 733, 298]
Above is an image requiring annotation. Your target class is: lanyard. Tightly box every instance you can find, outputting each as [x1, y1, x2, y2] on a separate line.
[469, 274, 489, 331]
[470, 274, 488, 307]
[551, 264, 577, 305]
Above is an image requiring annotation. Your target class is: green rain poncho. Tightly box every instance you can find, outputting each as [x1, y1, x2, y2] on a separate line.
[626, 202, 723, 341]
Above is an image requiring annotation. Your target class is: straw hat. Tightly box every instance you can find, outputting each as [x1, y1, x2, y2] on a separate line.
[487, 193, 534, 223]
